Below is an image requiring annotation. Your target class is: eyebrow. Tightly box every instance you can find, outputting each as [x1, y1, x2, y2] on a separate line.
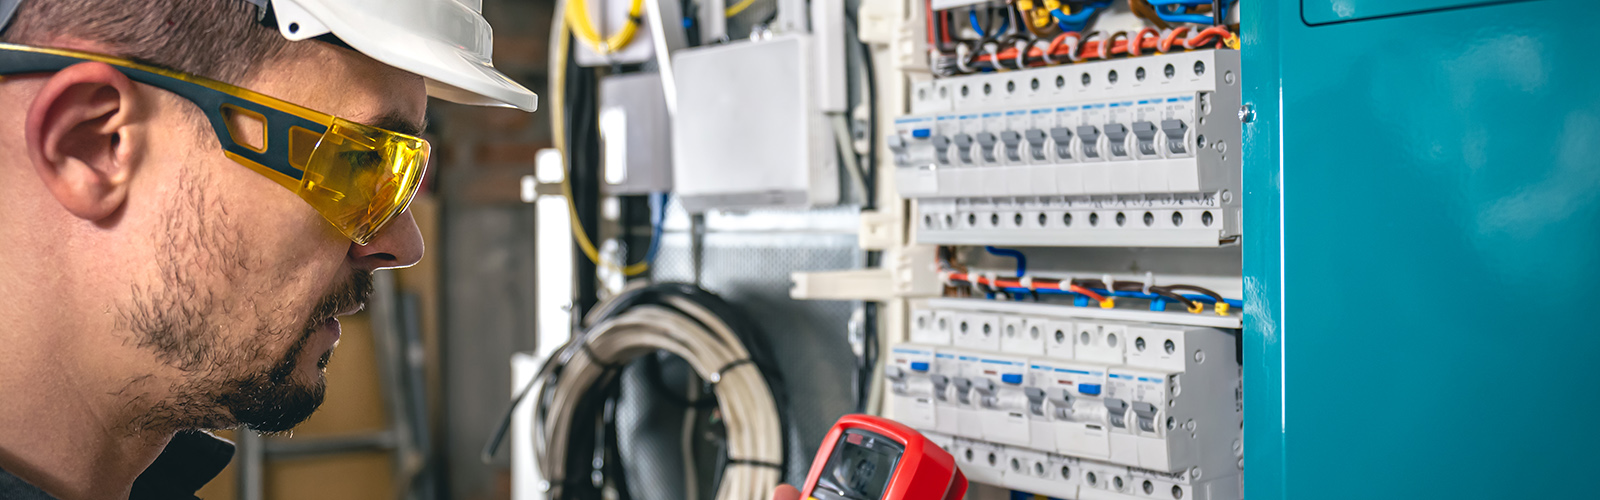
[364, 113, 428, 136]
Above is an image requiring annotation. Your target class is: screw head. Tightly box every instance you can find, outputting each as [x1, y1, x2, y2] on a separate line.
[1239, 104, 1256, 123]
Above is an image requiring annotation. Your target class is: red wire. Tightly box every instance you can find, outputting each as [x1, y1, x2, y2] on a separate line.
[1068, 285, 1108, 303]
[973, 26, 1233, 66]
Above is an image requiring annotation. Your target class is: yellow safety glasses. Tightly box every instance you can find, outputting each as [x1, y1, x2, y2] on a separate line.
[0, 43, 429, 245]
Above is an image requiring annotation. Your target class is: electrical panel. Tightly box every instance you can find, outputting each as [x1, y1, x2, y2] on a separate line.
[854, 1, 1248, 499]
[671, 35, 841, 212]
[891, 51, 1242, 247]
[886, 300, 1241, 500]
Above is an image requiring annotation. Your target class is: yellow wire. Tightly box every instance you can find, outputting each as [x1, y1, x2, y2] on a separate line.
[725, 0, 759, 16]
[566, 0, 644, 55]
[552, 14, 650, 277]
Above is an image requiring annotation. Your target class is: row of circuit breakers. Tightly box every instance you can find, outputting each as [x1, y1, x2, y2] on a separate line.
[886, 300, 1242, 500]
[890, 51, 1242, 248]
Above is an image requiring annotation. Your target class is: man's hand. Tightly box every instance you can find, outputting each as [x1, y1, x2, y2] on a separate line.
[771, 484, 801, 500]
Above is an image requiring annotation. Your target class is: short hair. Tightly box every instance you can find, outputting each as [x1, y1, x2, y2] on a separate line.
[1, 0, 302, 84]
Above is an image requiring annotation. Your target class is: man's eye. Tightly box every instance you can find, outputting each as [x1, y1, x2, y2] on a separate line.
[339, 150, 384, 170]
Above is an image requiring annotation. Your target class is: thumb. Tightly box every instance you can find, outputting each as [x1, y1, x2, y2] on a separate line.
[771, 484, 802, 500]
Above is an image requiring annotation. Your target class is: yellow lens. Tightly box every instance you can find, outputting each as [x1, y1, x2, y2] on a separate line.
[298, 118, 429, 245]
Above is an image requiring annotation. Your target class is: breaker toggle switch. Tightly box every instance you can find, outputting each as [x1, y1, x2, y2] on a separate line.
[1133, 402, 1160, 433]
[1024, 387, 1047, 416]
[1103, 123, 1130, 158]
[1047, 389, 1074, 420]
[976, 132, 998, 163]
[1077, 125, 1102, 158]
[1001, 131, 1023, 162]
[1026, 129, 1049, 161]
[932, 374, 951, 401]
[973, 378, 998, 408]
[887, 135, 910, 166]
[887, 134, 906, 153]
[932, 135, 952, 164]
[953, 377, 974, 404]
[1162, 119, 1188, 155]
[954, 134, 975, 164]
[1105, 398, 1130, 429]
[1051, 127, 1074, 159]
[1132, 121, 1159, 156]
[885, 365, 905, 381]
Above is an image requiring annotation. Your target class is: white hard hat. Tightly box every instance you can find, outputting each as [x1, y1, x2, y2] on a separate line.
[0, 0, 538, 111]
[264, 0, 538, 111]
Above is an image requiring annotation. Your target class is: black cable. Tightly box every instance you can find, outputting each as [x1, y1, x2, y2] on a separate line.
[845, 10, 877, 211]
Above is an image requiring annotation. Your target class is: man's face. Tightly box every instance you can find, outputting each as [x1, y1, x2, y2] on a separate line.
[113, 42, 428, 433]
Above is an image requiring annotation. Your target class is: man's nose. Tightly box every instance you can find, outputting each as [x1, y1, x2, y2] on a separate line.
[348, 210, 425, 270]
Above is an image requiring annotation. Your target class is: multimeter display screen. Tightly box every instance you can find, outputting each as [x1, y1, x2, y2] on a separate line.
[814, 430, 905, 500]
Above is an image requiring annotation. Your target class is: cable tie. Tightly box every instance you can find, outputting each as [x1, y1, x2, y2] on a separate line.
[1036, 38, 1056, 65]
[724, 458, 783, 470]
[1013, 39, 1029, 70]
[1142, 271, 1154, 295]
[1101, 274, 1115, 294]
[709, 358, 755, 384]
[1020, 276, 1034, 291]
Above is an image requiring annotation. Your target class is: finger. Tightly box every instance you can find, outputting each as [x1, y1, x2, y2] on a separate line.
[771, 484, 802, 500]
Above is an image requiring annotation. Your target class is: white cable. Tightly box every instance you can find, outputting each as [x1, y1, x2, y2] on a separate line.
[831, 113, 870, 206]
[532, 296, 782, 500]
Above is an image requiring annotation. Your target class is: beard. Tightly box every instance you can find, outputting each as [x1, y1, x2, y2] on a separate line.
[203, 270, 373, 432]
[125, 269, 373, 433]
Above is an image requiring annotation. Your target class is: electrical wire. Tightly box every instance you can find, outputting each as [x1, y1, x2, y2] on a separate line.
[968, 25, 1234, 68]
[487, 285, 787, 500]
[940, 271, 1242, 312]
[566, 0, 644, 55]
[983, 246, 1028, 276]
[724, 0, 760, 17]
[552, 9, 655, 277]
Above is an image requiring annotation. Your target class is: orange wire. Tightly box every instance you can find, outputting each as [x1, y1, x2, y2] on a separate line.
[1067, 285, 1107, 303]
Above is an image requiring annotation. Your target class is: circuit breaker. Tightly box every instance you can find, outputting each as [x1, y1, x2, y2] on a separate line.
[893, 51, 1242, 247]
[885, 300, 1242, 499]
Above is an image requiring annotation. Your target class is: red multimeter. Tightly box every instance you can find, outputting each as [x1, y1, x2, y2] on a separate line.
[799, 414, 967, 500]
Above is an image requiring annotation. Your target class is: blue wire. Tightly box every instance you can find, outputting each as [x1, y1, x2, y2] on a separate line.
[642, 192, 666, 264]
[1049, 1, 1111, 28]
[983, 246, 1027, 276]
[969, 7, 1010, 38]
[1146, 0, 1223, 24]
[997, 286, 1244, 309]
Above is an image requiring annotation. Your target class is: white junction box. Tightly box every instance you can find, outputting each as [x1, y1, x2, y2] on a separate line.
[598, 73, 672, 194]
[672, 35, 840, 212]
[891, 51, 1243, 247]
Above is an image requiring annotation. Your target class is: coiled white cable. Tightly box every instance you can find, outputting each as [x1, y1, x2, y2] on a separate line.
[531, 295, 783, 500]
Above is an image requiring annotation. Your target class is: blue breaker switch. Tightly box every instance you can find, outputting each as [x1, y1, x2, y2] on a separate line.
[1001, 373, 1023, 385]
[1078, 383, 1102, 396]
[910, 361, 931, 372]
[911, 128, 932, 138]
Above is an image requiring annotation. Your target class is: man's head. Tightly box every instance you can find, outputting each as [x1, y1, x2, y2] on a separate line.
[0, 0, 429, 433]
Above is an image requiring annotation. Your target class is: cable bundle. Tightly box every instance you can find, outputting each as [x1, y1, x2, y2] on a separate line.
[485, 283, 787, 500]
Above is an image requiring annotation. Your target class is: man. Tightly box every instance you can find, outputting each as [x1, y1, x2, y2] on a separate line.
[0, 0, 534, 498]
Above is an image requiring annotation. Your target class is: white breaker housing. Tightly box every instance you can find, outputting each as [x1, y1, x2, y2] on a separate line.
[886, 299, 1242, 499]
[890, 50, 1243, 247]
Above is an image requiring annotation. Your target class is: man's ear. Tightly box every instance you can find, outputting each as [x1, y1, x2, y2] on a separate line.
[25, 61, 148, 222]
